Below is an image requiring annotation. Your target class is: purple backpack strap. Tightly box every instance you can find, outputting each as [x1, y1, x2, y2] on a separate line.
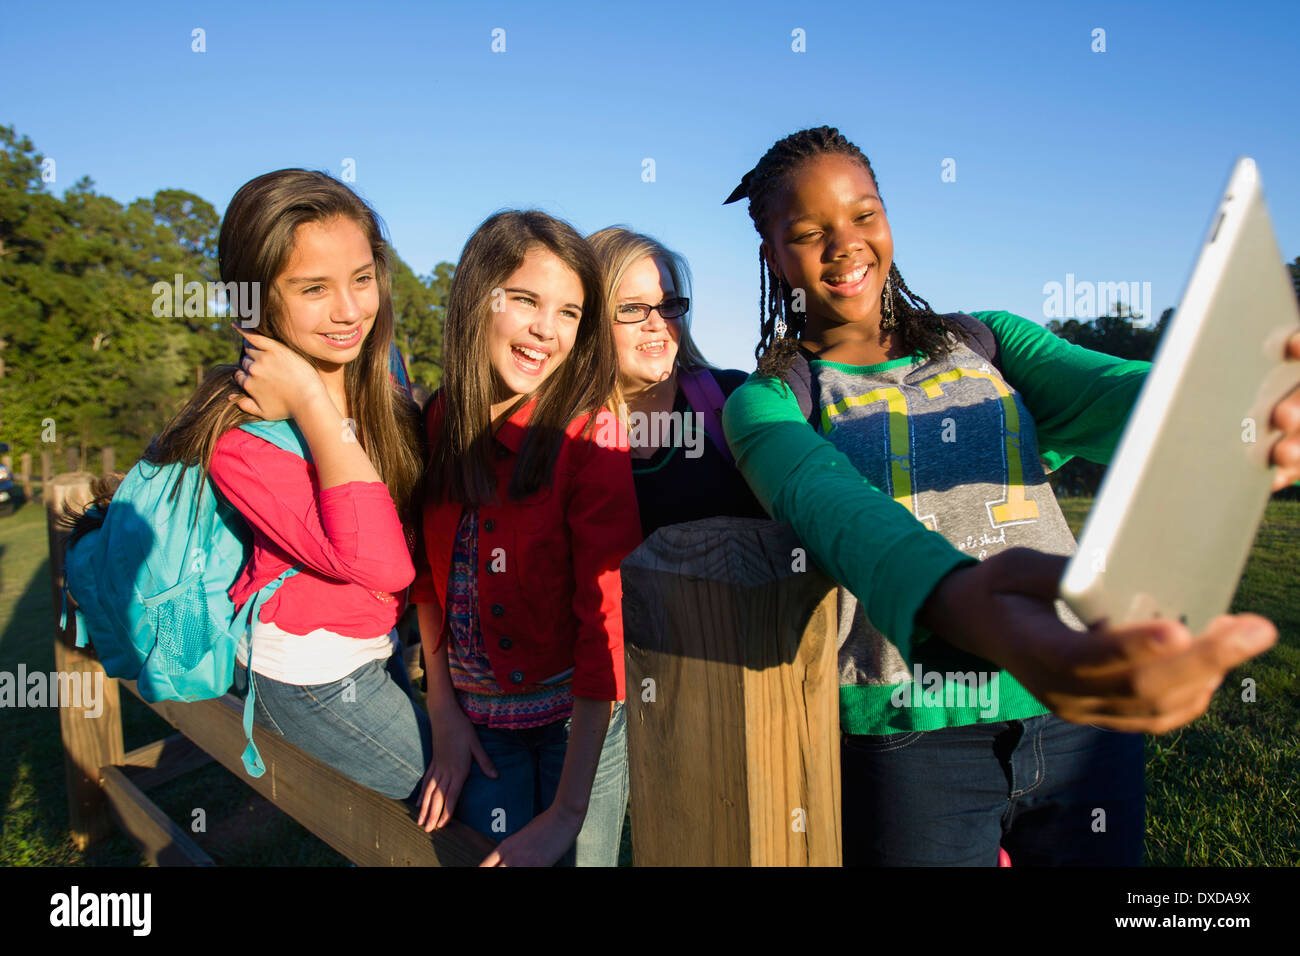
[944, 312, 1001, 372]
[678, 368, 735, 466]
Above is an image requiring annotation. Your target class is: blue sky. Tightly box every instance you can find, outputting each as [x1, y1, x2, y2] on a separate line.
[5, 0, 1298, 374]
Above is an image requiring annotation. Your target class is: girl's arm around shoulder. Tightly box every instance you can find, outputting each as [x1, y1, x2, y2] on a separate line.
[210, 428, 415, 594]
[722, 374, 974, 663]
[972, 310, 1150, 468]
[565, 408, 643, 701]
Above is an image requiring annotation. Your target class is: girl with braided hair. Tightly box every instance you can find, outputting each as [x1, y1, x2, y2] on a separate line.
[721, 126, 1300, 865]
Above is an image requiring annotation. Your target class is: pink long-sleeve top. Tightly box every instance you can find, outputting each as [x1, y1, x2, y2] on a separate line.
[209, 427, 416, 637]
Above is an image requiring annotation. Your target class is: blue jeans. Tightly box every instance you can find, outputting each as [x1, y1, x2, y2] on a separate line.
[454, 701, 628, 867]
[841, 714, 1145, 866]
[233, 654, 432, 802]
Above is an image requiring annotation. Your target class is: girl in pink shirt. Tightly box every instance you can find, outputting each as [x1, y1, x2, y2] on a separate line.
[159, 169, 430, 799]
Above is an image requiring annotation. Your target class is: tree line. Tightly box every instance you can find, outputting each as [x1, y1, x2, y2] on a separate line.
[3, 124, 1297, 497]
[1046, 270, 1300, 497]
[0, 125, 450, 467]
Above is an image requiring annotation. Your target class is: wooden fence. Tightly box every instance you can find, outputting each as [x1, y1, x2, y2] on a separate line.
[622, 517, 841, 865]
[4, 446, 115, 504]
[48, 481, 843, 866]
[47, 472, 494, 866]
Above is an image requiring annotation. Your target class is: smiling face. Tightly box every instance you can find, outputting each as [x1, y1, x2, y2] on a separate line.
[486, 245, 584, 415]
[612, 255, 681, 391]
[760, 152, 894, 335]
[275, 215, 378, 368]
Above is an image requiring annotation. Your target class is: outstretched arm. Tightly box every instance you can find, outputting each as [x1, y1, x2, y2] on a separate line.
[723, 372, 974, 666]
[973, 310, 1150, 470]
[723, 369, 1278, 733]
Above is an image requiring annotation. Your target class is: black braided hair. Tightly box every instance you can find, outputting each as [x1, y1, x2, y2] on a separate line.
[725, 126, 969, 382]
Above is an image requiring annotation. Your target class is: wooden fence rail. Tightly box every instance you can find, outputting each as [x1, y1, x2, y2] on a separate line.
[13, 447, 113, 499]
[49, 474, 844, 866]
[47, 472, 494, 866]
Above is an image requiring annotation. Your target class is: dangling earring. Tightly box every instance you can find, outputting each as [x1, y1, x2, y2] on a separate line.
[881, 275, 895, 330]
[773, 274, 787, 340]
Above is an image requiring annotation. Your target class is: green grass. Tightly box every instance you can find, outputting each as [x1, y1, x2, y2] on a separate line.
[1057, 497, 1300, 865]
[3, 495, 1294, 865]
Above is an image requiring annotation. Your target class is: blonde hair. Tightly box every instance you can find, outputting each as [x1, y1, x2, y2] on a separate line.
[587, 226, 715, 411]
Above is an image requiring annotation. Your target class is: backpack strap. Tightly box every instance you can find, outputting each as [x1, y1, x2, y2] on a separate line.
[236, 564, 301, 778]
[58, 561, 91, 649]
[678, 368, 735, 465]
[239, 419, 313, 462]
[944, 312, 1002, 372]
[784, 315, 1002, 432]
[388, 342, 414, 399]
[228, 421, 310, 778]
[786, 351, 819, 429]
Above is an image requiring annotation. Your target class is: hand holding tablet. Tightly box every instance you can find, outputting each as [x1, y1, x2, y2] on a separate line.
[1061, 158, 1300, 633]
[922, 158, 1300, 733]
[1268, 333, 1300, 490]
[920, 547, 1277, 733]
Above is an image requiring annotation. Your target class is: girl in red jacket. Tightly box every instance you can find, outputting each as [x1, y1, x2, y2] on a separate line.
[413, 210, 641, 867]
[208, 169, 430, 800]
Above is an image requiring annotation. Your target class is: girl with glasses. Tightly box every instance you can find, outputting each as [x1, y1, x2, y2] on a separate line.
[588, 227, 766, 538]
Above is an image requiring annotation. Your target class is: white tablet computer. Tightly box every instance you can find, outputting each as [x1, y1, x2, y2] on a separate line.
[1059, 157, 1300, 632]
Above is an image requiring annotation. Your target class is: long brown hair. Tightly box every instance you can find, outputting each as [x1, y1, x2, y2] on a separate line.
[70, 169, 422, 538]
[427, 210, 616, 507]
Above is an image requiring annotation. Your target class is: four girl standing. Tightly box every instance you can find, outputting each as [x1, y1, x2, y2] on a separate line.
[130, 134, 1300, 865]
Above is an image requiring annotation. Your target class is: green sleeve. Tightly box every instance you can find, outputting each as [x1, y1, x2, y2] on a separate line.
[722, 372, 976, 663]
[972, 310, 1151, 470]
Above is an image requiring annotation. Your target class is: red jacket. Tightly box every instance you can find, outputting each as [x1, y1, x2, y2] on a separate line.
[410, 393, 642, 701]
[210, 428, 415, 637]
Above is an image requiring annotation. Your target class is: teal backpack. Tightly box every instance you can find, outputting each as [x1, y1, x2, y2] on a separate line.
[61, 419, 311, 778]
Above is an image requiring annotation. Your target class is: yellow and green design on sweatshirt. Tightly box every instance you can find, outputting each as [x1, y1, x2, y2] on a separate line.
[722, 311, 1151, 735]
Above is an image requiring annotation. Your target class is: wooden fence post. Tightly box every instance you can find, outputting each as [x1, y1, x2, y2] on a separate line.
[47, 472, 124, 849]
[101, 447, 114, 475]
[622, 517, 841, 866]
[40, 450, 52, 494]
[65, 448, 79, 473]
[20, 452, 31, 498]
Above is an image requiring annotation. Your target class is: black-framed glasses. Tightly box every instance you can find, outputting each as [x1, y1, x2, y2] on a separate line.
[613, 296, 690, 324]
